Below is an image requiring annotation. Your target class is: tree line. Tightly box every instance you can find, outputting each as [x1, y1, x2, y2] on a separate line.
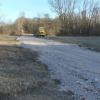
[0, 0, 100, 36]
[0, 14, 56, 35]
[49, 0, 100, 36]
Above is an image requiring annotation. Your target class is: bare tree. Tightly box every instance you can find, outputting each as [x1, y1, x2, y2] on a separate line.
[49, 0, 100, 35]
[49, 0, 79, 35]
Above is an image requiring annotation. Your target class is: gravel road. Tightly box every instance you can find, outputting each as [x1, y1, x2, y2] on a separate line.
[18, 36, 100, 100]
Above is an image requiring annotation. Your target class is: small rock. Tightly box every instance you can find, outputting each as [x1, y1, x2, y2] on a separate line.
[66, 90, 74, 96]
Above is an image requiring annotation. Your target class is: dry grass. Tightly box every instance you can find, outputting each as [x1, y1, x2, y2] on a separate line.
[0, 36, 74, 100]
[0, 35, 20, 46]
[47, 36, 100, 52]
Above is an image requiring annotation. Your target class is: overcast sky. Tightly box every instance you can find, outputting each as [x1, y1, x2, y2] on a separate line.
[0, 0, 56, 22]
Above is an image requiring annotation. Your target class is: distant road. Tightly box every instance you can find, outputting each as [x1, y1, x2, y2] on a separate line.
[18, 36, 100, 100]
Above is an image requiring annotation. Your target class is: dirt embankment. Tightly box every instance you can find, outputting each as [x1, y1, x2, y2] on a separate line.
[0, 38, 74, 100]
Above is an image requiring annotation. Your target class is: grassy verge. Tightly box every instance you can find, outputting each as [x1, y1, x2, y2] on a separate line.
[0, 35, 20, 46]
[47, 36, 100, 52]
[0, 36, 74, 100]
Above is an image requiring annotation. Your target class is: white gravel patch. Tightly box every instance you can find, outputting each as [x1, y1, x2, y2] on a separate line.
[18, 36, 100, 100]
